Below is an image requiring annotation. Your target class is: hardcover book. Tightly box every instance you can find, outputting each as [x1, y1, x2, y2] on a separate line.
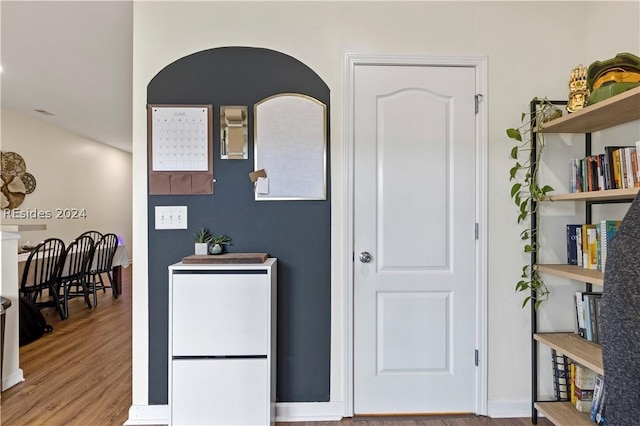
[566, 224, 582, 265]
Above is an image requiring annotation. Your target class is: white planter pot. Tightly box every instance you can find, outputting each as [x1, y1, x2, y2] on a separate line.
[195, 242, 209, 255]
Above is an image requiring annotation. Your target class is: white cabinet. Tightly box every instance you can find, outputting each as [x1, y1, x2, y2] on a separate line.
[168, 259, 277, 426]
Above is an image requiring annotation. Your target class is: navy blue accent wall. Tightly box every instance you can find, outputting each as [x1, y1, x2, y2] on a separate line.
[147, 47, 331, 403]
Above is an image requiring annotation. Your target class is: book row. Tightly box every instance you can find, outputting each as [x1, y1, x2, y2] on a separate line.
[575, 291, 602, 343]
[554, 356, 607, 423]
[569, 363, 607, 424]
[566, 221, 621, 272]
[569, 142, 640, 193]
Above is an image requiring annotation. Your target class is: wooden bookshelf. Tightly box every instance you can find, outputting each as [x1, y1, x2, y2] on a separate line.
[542, 187, 640, 202]
[538, 264, 603, 286]
[534, 402, 594, 426]
[539, 86, 640, 133]
[534, 333, 603, 375]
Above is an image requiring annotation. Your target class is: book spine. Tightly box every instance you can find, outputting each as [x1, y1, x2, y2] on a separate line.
[597, 154, 604, 191]
[621, 148, 629, 189]
[575, 291, 586, 338]
[613, 149, 622, 189]
[583, 295, 592, 341]
[588, 294, 600, 343]
[576, 225, 583, 267]
[594, 296, 603, 344]
[590, 376, 604, 422]
[599, 220, 607, 272]
[566, 224, 580, 265]
[596, 225, 602, 272]
[626, 147, 635, 189]
[636, 140, 640, 187]
[586, 225, 598, 270]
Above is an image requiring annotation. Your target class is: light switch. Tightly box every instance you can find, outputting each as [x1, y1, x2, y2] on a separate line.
[155, 206, 188, 230]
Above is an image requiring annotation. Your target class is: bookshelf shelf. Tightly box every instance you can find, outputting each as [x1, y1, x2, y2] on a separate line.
[539, 86, 640, 133]
[534, 402, 594, 426]
[538, 264, 603, 286]
[534, 333, 603, 375]
[543, 187, 640, 202]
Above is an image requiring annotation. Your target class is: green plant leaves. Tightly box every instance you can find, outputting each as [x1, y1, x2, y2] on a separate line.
[510, 183, 522, 198]
[506, 128, 522, 141]
[507, 98, 557, 309]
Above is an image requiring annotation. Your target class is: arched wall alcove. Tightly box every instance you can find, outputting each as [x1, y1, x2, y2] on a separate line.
[146, 47, 331, 404]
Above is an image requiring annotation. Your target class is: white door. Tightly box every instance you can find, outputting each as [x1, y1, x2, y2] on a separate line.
[354, 64, 477, 414]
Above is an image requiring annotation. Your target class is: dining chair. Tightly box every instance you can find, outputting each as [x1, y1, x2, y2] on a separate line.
[56, 235, 95, 319]
[19, 238, 66, 320]
[78, 230, 103, 244]
[86, 233, 118, 306]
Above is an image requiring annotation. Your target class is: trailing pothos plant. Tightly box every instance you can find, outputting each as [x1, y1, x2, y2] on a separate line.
[507, 97, 561, 309]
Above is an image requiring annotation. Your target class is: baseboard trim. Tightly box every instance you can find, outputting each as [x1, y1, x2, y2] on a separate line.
[276, 401, 344, 422]
[487, 399, 531, 418]
[1, 369, 24, 392]
[125, 401, 345, 424]
[124, 404, 169, 425]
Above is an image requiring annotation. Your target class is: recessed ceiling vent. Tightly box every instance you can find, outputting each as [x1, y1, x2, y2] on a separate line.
[34, 109, 55, 116]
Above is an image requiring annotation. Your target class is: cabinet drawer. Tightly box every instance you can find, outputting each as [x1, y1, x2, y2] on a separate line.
[172, 272, 269, 356]
[171, 358, 268, 425]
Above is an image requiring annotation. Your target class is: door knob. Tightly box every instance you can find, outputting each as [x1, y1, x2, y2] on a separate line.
[359, 251, 372, 263]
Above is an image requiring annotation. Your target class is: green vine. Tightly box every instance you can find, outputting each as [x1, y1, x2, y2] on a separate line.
[506, 97, 560, 309]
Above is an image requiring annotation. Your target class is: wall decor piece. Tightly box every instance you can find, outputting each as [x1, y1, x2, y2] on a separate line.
[22, 173, 37, 194]
[220, 106, 248, 160]
[254, 93, 326, 200]
[148, 104, 214, 195]
[1, 151, 36, 209]
[567, 64, 589, 113]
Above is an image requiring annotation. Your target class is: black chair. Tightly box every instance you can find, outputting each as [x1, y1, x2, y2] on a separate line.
[56, 235, 95, 319]
[19, 238, 66, 320]
[86, 233, 118, 306]
[78, 230, 103, 244]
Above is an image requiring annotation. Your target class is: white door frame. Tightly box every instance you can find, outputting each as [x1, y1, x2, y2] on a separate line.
[343, 53, 488, 417]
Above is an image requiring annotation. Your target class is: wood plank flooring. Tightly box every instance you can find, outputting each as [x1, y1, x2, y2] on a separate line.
[0, 269, 132, 425]
[0, 266, 550, 425]
[284, 417, 550, 426]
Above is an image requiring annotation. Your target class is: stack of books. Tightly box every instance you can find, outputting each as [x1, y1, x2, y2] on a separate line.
[571, 363, 598, 413]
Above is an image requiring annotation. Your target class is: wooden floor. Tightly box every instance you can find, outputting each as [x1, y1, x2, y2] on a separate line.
[0, 266, 549, 426]
[0, 268, 132, 425]
[284, 417, 549, 426]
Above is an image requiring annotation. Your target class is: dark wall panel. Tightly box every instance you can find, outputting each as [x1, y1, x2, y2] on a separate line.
[147, 47, 331, 403]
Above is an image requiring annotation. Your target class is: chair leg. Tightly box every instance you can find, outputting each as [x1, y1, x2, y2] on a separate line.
[98, 273, 107, 294]
[91, 275, 99, 307]
[52, 284, 67, 320]
[107, 271, 118, 298]
[81, 279, 92, 309]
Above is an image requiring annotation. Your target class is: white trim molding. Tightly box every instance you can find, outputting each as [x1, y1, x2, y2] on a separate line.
[124, 404, 169, 425]
[124, 402, 345, 424]
[343, 53, 489, 416]
[276, 401, 344, 422]
[2, 369, 24, 392]
[487, 399, 532, 418]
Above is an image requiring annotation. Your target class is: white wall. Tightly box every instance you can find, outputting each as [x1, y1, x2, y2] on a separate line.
[0, 108, 132, 252]
[131, 0, 639, 418]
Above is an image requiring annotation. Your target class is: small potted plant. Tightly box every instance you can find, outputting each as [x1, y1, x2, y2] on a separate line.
[194, 228, 213, 255]
[209, 234, 231, 255]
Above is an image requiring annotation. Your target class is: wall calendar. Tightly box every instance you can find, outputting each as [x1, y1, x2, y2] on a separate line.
[151, 106, 209, 171]
[147, 104, 214, 195]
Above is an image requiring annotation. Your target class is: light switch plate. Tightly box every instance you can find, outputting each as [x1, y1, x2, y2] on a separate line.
[155, 206, 188, 230]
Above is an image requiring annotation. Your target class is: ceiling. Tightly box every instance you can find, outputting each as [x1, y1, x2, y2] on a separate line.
[1, 1, 133, 153]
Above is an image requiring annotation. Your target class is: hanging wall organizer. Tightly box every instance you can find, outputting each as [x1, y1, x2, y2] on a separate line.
[148, 104, 214, 195]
